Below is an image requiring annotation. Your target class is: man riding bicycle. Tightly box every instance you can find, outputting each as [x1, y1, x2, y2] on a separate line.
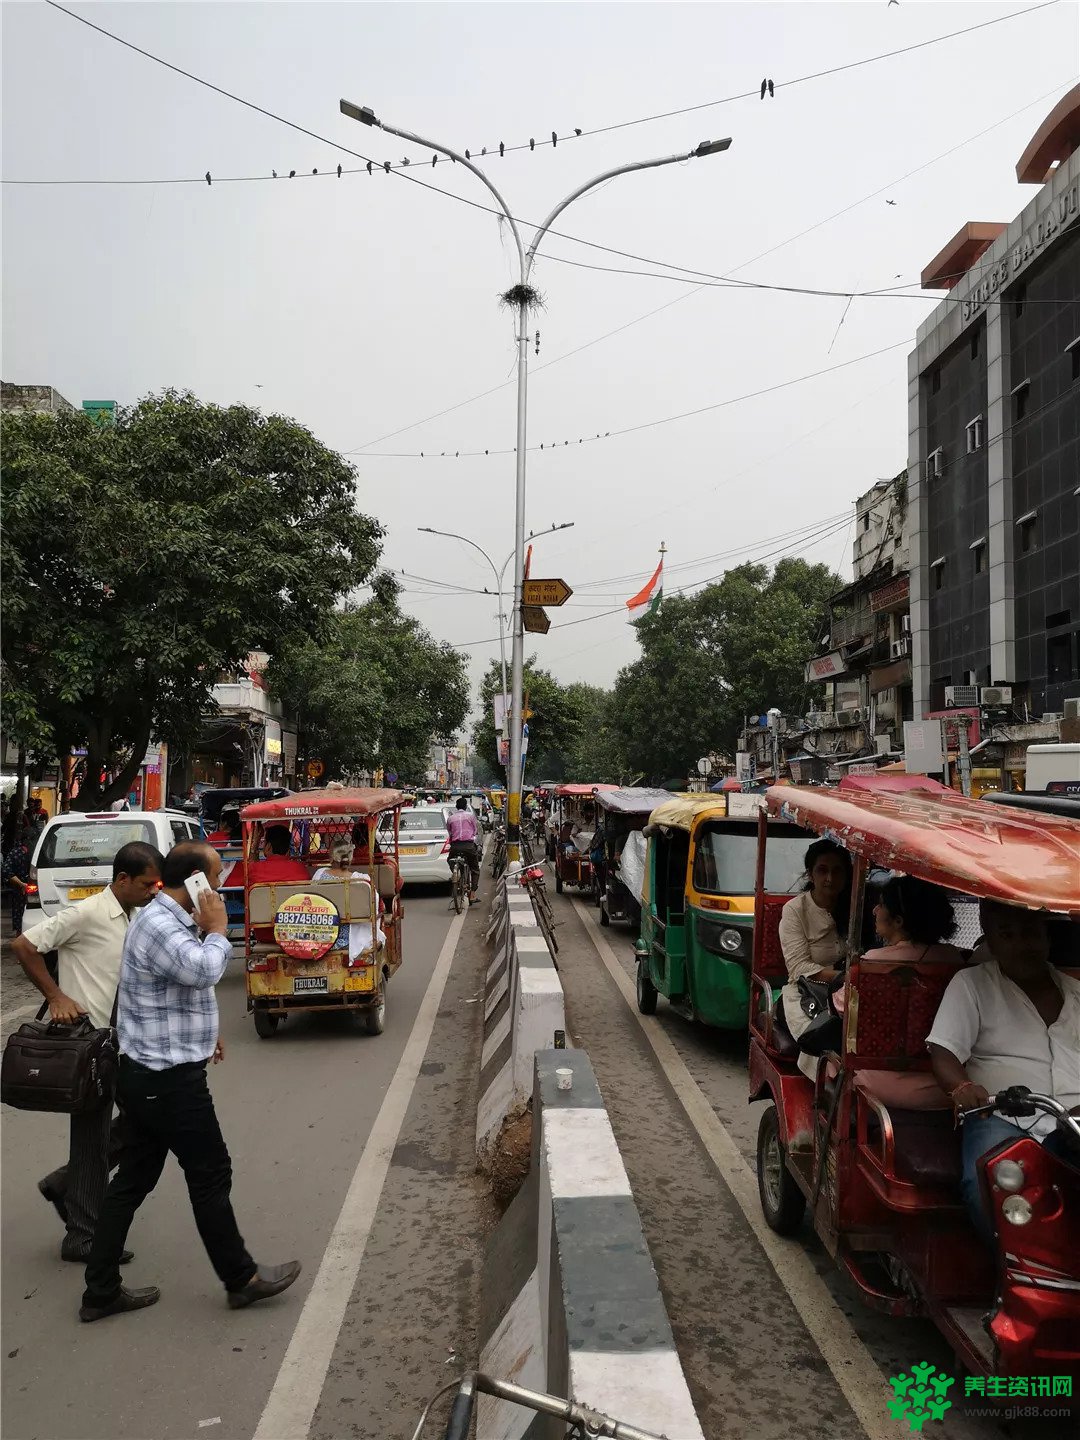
[447, 797, 481, 906]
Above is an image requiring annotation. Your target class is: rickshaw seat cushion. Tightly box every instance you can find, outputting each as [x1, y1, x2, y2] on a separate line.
[373, 864, 399, 901]
[769, 998, 800, 1059]
[855, 1069, 951, 1113]
[856, 1073, 961, 1187]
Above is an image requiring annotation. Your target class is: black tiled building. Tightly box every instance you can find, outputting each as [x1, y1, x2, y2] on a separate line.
[908, 89, 1080, 720]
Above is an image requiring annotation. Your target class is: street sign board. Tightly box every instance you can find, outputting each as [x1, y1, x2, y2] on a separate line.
[82, 400, 116, 426]
[522, 578, 572, 607]
[523, 606, 550, 635]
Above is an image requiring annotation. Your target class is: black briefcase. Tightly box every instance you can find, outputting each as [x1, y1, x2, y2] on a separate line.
[1, 1010, 118, 1114]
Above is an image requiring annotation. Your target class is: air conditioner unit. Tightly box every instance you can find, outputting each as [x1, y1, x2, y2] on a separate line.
[819, 712, 838, 728]
[890, 639, 907, 660]
[836, 709, 863, 727]
[1041, 712, 1063, 724]
[944, 685, 979, 708]
[1063, 698, 1080, 721]
[980, 686, 1013, 709]
[901, 614, 912, 634]
[875, 733, 893, 755]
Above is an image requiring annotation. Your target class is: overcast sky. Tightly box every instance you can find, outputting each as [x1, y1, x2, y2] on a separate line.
[4, 0, 1077, 710]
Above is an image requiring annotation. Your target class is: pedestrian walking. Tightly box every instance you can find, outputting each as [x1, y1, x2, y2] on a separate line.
[11, 841, 164, 1261]
[80, 841, 300, 1322]
[2, 815, 34, 933]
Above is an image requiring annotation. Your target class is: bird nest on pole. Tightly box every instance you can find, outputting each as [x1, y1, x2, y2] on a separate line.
[499, 282, 544, 311]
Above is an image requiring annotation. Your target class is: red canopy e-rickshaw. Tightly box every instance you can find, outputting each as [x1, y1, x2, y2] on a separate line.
[749, 784, 1080, 1381]
[239, 788, 406, 1038]
[550, 784, 618, 895]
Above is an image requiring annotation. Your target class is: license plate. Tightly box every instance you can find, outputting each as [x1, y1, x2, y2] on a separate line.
[293, 976, 328, 994]
[398, 845, 427, 855]
[67, 885, 104, 901]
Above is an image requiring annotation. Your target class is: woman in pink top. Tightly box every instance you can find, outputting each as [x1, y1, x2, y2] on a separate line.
[865, 874, 962, 964]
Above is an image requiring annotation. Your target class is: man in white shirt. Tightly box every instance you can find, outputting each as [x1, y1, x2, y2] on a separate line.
[927, 899, 1080, 1241]
[12, 841, 163, 1261]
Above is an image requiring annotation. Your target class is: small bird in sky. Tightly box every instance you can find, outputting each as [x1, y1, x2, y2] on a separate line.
[337, 164, 342, 177]
[205, 171, 212, 185]
[886, 198, 897, 206]
[889, 1, 899, 7]
[254, 383, 264, 389]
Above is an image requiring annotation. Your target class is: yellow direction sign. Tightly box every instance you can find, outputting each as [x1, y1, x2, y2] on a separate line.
[522, 578, 573, 608]
[523, 606, 550, 635]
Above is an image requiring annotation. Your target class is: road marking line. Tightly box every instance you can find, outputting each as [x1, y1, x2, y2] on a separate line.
[573, 900, 894, 1440]
[253, 910, 468, 1440]
[1, 1003, 43, 1024]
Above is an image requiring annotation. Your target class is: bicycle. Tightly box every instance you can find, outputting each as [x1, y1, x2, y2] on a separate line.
[503, 859, 559, 955]
[412, 1371, 666, 1440]
[490, 825, 507, 878]
[448, 854, 470, 914]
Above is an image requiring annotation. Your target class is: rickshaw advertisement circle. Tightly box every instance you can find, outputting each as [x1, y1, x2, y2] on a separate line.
[274, 892, 342, 960]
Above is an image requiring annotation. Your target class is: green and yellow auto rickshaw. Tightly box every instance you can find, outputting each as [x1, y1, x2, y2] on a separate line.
[634, 792, 808, 1028]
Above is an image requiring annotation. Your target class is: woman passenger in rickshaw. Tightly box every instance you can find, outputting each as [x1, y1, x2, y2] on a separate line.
[865, 875, 961, 964]
[312, 838, 386, 958]
[777, 839, 851, 1077]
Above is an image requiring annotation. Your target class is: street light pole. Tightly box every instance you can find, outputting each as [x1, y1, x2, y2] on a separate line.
[417, 521, 574, 787]
[343, 99, 731, 858]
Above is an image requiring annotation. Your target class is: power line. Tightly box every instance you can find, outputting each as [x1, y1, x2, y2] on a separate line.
[343, 77, 1073, 453]
[353, 340, 907, 458]
[20, 2, 1059, 188]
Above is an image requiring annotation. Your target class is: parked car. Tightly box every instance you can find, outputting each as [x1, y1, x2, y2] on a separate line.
[377, 805, 452, 886]
[23, 809, 200, 928]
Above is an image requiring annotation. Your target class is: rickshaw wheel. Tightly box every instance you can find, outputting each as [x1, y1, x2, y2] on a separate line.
[253, 1009, 279, 1039]
[635, 959, 658, 1015]
[756, 1105, 806, 1235]
[364, 980, 387, 1036]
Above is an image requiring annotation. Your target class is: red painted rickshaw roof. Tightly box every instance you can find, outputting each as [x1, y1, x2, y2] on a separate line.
[766, 786, 1080, 915]
[554, 783, 619, 797]
[240, 787, 406, 820]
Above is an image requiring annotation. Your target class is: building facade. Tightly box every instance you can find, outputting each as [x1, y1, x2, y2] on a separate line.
[908, 89, 1080, 721]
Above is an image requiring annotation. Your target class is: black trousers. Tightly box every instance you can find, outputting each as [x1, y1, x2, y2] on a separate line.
[83, 1057, 254, 1305]
[40, 1100, 123, 1255]
[448, 840, 480, 890]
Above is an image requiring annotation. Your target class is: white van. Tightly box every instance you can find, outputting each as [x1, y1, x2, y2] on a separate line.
[23, 809, 200, 930]
[1024, 743, 1080, 796]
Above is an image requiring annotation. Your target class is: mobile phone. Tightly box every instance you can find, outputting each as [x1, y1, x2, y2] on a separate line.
[184, 871, 214, 908]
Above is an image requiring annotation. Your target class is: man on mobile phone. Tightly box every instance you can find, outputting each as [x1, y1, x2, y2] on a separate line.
[80, 841, 300, 1322]
[11, 841, 164, 1262]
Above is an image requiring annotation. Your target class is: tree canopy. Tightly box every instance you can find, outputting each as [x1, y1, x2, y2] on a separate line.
[270, 593, 469, 782]
[1, 391, 382, 807]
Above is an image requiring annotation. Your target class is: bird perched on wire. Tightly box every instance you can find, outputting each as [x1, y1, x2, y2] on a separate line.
[366, 161, 372, 175]
[289, 169, 296, 178]
[575, 128, 582, 136]
[529, 137, 535, 151]
[337, 164, 342, 178]
[499, 141, 505, 157]
[432, 154, 438, 167]
[272, 170, 277, 178]
[552, 131, 558, 147]
[312, 168, 318, 175]
[205, 171, 212, 185]
[465, 149, 471, 160]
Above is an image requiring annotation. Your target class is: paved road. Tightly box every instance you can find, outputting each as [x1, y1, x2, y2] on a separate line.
[1, 886, 493, 1440]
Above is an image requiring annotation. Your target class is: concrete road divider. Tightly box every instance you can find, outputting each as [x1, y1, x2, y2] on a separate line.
[477, 879, 566, 1161]
[478, 1050, 704, 1439]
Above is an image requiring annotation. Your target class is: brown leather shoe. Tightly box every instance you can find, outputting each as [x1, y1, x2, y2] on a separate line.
[227, 1260, 301, 1309]
[79, 1285, 160, 1322]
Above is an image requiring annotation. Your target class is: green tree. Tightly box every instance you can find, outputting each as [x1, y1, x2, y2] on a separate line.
[270, 595, 469, 782]
[610, 558, 837, 781]
[472, 659, 583, 782]
[562, 683, 628, 782]
[1, 392, 382, 808]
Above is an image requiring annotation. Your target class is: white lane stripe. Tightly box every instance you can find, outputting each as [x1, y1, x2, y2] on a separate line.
[253, 910, 467, 1440]
[572, 900, 894, 1440]
[1, 1002, 43, 1024]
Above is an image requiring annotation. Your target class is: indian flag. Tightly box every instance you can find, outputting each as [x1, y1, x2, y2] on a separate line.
[626, 558, 663, 623]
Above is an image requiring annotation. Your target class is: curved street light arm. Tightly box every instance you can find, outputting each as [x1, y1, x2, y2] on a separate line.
[343, 103, 526, 276]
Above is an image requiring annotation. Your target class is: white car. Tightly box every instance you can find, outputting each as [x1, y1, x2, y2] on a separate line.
[24, 808, 200, 928]
[379, 806, 453, 886]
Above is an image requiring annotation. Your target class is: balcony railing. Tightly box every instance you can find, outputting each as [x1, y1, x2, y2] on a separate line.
[211, 681, 281, 717]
